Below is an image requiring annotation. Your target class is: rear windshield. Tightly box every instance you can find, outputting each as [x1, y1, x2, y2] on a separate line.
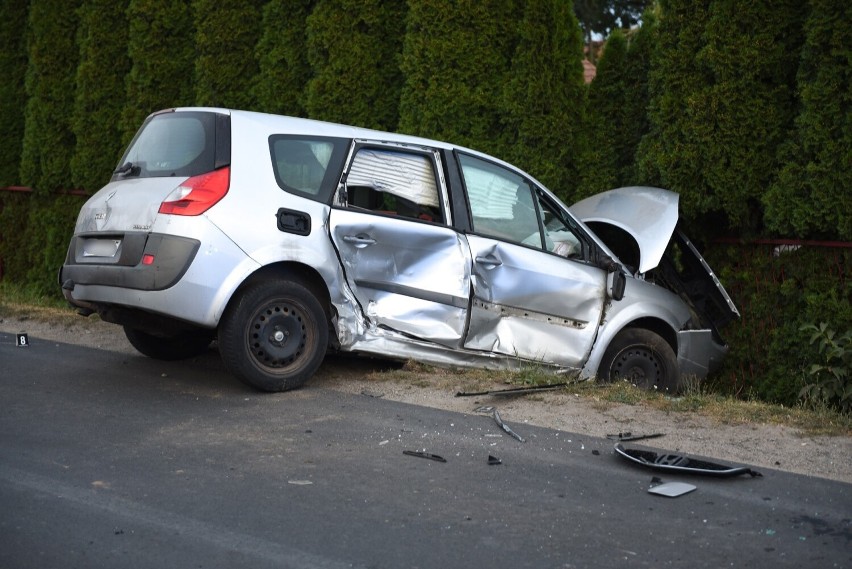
[113, 111, 225, 180]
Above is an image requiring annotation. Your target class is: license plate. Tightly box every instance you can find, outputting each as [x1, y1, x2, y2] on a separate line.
[81, 238, 121, 258]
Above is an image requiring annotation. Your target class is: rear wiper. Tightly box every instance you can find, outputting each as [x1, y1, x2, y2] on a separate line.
[114, 162, 140, 177]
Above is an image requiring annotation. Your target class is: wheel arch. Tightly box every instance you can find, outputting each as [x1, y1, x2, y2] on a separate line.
[620, 317, 677, 354]
[582, 316, 679, 379]
[227, 261, 333, 321]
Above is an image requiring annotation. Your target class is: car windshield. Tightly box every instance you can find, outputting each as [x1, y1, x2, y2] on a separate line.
[114, 111, 218, 180]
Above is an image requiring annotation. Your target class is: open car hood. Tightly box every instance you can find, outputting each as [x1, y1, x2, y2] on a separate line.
[569, 187, 678, 273]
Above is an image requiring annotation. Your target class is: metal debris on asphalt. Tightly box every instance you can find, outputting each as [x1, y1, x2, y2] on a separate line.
[492, 409, 526, 443]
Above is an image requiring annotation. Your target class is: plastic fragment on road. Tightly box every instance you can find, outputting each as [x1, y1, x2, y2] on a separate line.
[403, 450, 447, 463]
[492, 409, 526, 443]
[488, 455, 502, 465]
[615, 444, 762, 478]
[648, 481, 697, 497]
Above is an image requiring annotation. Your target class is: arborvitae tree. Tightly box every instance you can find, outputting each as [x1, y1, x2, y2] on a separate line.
[254, 0, 314, 116]
[637, 0, 714, 222]
[399, 0, 518, 153]
[618, 9, 655, 186]
[19, 0, 80, 192]
[500, 0, 585, 202]
[122, 0, 196, 142]
[580, 11, 656, 198]
[304, 0, 406, 130]
[194, 0, 262, 109]
[577, 30, 628, 198]
[765, 0, 851, 240]
[697, 0, 805, 234]
[71, 0, 130, 193]
[0, 0, 29, 186]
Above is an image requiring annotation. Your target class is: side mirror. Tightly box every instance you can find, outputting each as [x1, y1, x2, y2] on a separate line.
[611, 270, 626, 301]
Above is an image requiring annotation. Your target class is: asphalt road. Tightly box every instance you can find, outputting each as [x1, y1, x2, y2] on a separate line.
[1, 332, 849, 568]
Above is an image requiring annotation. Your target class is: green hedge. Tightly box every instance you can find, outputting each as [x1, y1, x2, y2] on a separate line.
[706, 243, 851, 405]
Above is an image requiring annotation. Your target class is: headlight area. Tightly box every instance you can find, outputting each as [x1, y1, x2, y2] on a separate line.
[676, 329, 729, 380]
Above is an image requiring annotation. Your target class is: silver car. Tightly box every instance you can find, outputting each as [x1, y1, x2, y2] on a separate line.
[60, 108, 739, 392]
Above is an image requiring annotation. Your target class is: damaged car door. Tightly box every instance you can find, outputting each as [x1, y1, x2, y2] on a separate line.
[457, 153, 608, 367]
[329, 144, 471, 347]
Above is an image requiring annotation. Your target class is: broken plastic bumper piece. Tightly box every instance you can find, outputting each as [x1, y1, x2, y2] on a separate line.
[615, 444, 762, 478]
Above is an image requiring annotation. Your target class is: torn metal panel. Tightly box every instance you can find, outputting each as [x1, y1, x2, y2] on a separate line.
[339, 326, 566, 372]
[464, 235, 606, 367]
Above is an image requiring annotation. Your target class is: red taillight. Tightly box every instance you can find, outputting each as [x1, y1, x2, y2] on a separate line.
[158, 167, 230, 216]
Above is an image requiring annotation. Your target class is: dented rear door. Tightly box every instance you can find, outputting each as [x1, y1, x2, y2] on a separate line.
[328, 143, 471, 347]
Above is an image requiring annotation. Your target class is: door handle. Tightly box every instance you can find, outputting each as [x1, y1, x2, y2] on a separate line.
[342, 234, 377, 247]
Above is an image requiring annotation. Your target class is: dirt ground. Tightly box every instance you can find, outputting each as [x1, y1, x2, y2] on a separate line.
[2, 313, 850, 484]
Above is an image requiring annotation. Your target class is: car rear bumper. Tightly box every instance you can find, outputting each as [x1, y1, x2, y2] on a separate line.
[60, 232, 200, 291]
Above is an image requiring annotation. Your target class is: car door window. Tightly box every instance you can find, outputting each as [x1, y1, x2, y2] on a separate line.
[346, 148, 444, 224]
[460, 153, 588, 260]
[460, 154, 546, 248]
[535, 193, 587, 260]
[269, 135, 349, 203]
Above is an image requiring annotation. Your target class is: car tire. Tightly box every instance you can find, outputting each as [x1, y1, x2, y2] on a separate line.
[123, 326, 212, 361]
[598, 328, 680, 392]
[218, 278, 328, 392]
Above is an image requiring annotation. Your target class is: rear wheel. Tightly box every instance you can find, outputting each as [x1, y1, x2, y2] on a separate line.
[218, 279, 328, 392]
[123, 326, 212, 361]
[599, 328, 680, 392]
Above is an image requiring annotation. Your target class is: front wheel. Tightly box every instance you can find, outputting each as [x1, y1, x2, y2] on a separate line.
[218, 279, 328, 392]
[598, 328, 680, 392]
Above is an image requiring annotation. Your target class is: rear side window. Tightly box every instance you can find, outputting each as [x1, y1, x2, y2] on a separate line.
[345, 148, 445, 224]
[114, 111, 225, 180]
[269, 136, 349, 203]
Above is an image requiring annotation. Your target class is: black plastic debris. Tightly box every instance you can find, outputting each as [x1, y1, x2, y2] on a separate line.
[615, 444, 762, 478]
[488, 455, 502, 466]
[456, 381, 576, 397]
[403, 450, 447, 463]
[606, 432, 664, 442]
[492, 409, 526, 443]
